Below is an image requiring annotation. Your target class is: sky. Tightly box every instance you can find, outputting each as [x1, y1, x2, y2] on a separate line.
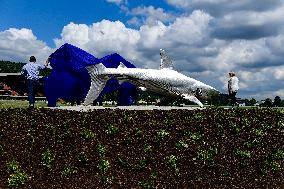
[1, 0, 284, 100]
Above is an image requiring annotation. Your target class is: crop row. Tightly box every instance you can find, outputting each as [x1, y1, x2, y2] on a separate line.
[0, 108, 284, 188]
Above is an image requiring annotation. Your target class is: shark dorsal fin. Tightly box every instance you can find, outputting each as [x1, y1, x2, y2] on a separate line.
[160, 49, 174, 70]
[118, 62, 126, 69]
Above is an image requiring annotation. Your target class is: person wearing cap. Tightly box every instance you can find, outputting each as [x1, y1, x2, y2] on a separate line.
[228, 71, 239, 106]
[21, 56, 50, 108]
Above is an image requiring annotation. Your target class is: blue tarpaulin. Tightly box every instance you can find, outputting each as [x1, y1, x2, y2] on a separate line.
[44, 43, 137, 106]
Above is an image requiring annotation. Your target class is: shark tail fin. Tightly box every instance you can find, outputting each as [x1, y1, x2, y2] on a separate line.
[160, 49, 174, 70]
[84, 63, 108, 105]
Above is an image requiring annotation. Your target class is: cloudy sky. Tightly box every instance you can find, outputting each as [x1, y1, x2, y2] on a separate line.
[1, 0, 284, 100]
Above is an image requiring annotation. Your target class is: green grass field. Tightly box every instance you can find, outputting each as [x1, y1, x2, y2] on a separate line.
[0, 100, 48, 109]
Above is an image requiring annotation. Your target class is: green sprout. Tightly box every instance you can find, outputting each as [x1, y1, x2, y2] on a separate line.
[235, 149, 251, 158]
[98, 143, 106, 158]
[8, 171, 28, 187]
[6, 160, 19, 174]
[78, 152, 88, 163]
[175, 140, 189, 148]
[273, 149, 284, 160]
[105, 125, 119, 136]
[80, 127, 96, 140]
[98, 159, 111, 173]
[6, 160, 28, 187]
[41, 148, 54, 169]
[197, 147, 218, 162]
[157, 129, 169, 140]
[166, 155, 178, 171]
[62, 165, 78, 176]
[134, 128, 143, 137]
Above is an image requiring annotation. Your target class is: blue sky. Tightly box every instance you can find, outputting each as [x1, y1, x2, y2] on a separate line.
[1, 0, 176, 46]
[1, 0, 284, 100]
[1, 0, 126, 46]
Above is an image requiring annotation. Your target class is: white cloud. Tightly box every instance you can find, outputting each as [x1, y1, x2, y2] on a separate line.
[213, 39, 271, 71]
[54, 22, 89, 47]
[54, 20, 140, 61]
[273, 66, 284, 80]
[166, 0, 282, 14]
[128, 6, 176, 25]
[0, 28, 52, 64]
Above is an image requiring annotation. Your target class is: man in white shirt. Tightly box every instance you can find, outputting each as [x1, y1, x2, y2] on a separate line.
[228, 71, 239, 106]
[21, 56, 49, 108]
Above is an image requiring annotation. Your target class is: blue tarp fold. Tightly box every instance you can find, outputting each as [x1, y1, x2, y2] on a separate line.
[44, 43, 137, 106]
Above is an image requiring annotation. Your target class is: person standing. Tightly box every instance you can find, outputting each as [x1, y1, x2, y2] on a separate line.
[228, 71, 239, 106]
[21, 56, 49, 108]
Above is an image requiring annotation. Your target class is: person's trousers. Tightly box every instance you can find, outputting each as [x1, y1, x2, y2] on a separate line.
[229, 91, 237, 106]
[27, 79, 39, 106]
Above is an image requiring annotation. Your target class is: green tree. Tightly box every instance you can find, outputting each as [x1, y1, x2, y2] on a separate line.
[245, 98, 257, 106]
[249, 98, 257, 106]
[273, 96, 282, 107]
[262, 98, 273, 107]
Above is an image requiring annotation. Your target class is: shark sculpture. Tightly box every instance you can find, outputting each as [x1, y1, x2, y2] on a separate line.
[84, 49, 219, 107]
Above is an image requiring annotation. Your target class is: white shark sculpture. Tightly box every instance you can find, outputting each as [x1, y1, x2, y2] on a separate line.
[84, 49, 219, 107]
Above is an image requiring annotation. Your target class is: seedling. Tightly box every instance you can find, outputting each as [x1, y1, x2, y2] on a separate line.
[6, 160, 19, 174]
[235, 149, 251, 158]
[149, 171, 158, 179]
[101, 176, 113, 185]
[6, 160, 28, 187]
[254, 128, 266, 137]
[166, 155, 178, 171]
[157, 129, 169, 140]
[190, 132, 203, 141]
[44, 123, 56, 136]
[80, 127, 96, 140]
[144, 144, 152, 153]
[134, 128, 143, 137]
[41, 148, 54, 169]
[261, 159, 281, 175]
[193, 113, 204, 121]
[223, 170, 230, 177]
[123, 136, 132, 145]
[98, 143, 106, 158]
[139, 181, 156, 189]
[197, 147, 218, 162]
[78, 152, 88, 163]
[98, 159, 111, 173]
[62, 165, 78, 176]
[105, 125, 119, 136]
[8, 171, 28, 187]
[134, 159, 147, 170]
[175, 140, 189, 148]
[273, 149, 284, 160]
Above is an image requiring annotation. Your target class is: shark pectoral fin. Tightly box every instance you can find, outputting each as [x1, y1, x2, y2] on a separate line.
[84, 64, 108, 105]
[182, 94, 203, 107]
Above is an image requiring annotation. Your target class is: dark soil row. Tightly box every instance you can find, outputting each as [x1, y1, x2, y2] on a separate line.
[0, 108, 284, 188]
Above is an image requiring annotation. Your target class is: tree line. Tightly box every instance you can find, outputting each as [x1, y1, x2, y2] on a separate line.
[0, 60, 51, 76]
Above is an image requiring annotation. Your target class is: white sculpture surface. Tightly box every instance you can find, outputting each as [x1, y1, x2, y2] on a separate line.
[84, 49, 219, 107]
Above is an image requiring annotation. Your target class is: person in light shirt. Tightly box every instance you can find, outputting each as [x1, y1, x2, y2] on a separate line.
[228, 71, 239, 106]
[21, 56, 49, 108]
